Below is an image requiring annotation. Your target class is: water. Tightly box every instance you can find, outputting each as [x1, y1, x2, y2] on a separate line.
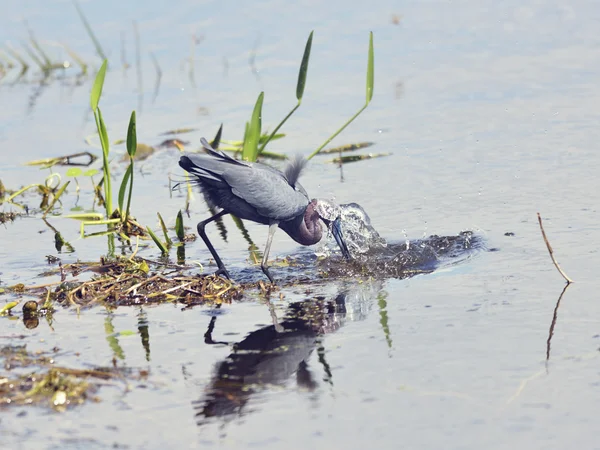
[2, 0, 600, 449]
[317, 202, 388, 258]
[318, 202, 482, 278]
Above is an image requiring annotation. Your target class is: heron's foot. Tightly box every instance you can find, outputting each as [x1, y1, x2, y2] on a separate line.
[214, 267, 231, 280]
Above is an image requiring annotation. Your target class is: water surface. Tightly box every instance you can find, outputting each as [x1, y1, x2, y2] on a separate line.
[2, 1, 600, 449]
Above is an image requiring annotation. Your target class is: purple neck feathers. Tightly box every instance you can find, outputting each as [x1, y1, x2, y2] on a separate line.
[281, 200, 323, 246]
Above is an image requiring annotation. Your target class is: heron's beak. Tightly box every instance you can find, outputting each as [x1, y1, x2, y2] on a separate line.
[331, 217, 351, 260]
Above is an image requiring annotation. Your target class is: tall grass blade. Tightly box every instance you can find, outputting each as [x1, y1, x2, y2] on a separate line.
[242, 92, 264, 162]
[118, 165, 132, 215]
[95, 108, 112, 215]
[91, 59, 107, 111]
[366, 31, 374, 103]
[296, 30, 313, 102]
[123, 110, 137, 221]
[74, 0, 107, 61]
[258, 31, 313, 153]
[175, 210, 185, 242]
[307, 32, 375, 160]
[126, 111, 137, 157]
[157, 212, 172, 246]
[147, 226, 168, 255]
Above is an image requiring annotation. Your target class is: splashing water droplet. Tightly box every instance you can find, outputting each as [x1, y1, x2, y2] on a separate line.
[317, 202, 387, 258]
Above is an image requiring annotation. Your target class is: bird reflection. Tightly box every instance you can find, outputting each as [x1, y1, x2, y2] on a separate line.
[192, 231, 484, 427]
[193, 283, 375, 426]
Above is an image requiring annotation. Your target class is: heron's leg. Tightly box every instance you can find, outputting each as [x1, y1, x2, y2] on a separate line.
[260, 222, 279, 284]
[197, 210, 231, 279]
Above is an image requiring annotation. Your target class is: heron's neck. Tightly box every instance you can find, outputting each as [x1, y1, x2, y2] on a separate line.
[281, 201, 323, 246]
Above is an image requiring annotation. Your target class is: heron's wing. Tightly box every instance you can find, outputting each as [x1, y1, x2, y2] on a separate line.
[180, 146, 309, 221]
[199, 137, 247, 166]
[222, 164, 309, 221]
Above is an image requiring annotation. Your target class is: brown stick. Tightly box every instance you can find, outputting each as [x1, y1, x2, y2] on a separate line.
[537, 212, 573, 284]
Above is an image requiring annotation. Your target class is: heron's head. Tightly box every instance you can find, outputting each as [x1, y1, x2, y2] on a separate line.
[313, 199, 351, 260]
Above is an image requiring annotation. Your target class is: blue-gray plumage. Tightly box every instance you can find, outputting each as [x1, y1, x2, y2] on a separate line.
[179, 138, 351, 283]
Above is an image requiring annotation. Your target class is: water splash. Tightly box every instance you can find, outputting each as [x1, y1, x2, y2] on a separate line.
[315, 200, 483, 279]
[317, 202, 387, 258]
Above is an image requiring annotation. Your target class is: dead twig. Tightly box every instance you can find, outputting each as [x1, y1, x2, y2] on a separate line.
[537, 212, 573, 284]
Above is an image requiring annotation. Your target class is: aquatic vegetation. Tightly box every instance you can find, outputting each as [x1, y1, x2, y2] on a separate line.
[327, 152, 392, 164]
[63, 60, 149, 244]
[307, 32, 375, 160]
[236, 31, 375, 163]
[0, 345, 145, 411]
[73, 0, 107, 62]
[0, 173, 70, 213]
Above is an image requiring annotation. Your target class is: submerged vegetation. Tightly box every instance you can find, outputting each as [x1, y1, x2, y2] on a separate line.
[0, 344, 147, 410]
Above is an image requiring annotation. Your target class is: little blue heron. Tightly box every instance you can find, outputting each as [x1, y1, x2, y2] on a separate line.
[179, 138, 350, 283]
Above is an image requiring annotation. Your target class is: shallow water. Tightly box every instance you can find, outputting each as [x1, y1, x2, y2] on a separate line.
[2, 0, 600, 448]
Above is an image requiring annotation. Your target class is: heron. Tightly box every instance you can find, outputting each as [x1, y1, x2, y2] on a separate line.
[179, 138, 351, 283]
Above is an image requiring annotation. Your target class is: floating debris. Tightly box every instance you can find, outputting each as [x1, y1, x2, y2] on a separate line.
[25, 151, 97, 168]
[0, 211, 20, 224]
[158, 139, 189, 149]
[160, 127, 197, 136]
[119, 143, 155, 162]
[318, 142, 374, 154]
[328, 152, 391, 164]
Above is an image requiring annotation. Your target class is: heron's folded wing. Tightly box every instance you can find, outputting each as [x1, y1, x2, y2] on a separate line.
[179, 153, 249, 187]
[222, 165, 308, 221]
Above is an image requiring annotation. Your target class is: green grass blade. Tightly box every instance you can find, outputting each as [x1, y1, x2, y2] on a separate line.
[96, 109, 109, 167]
[258, 32, 313, 154]
[126, 111, 137, 157]
[157, 212, 172, 246]
[125, 164, 134, 224]
[257, 105, 298, 154]
[366, 31, 374, 104]
[242, 92, 264, 162]
[91, 59, 108, 111]
[296, 31, 313, 102]
[118, 164, 132, 216]
[147, 226, 168, 255]
[95, 108, 112, 215]
[307, 32, 375, 160]
[175, 210, 185, 242]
